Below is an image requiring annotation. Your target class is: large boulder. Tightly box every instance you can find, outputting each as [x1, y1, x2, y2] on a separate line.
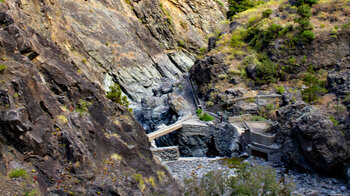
[275, 102, 350, 175]
[176, 122, 240, 157]
[190, 54, 228, 97]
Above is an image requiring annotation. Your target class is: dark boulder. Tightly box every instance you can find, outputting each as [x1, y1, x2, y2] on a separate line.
[246, 65, 257, 80]
[275, 102, 350, 175]
[190, 54, 228, 97]
[175, 122, 239, 157]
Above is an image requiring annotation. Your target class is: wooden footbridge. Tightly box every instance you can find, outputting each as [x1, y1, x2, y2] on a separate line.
[147, 115, 194, 142]
[147, 76, 207, 142]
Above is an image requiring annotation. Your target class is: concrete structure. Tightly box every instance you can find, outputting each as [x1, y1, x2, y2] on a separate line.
[151, 146, 180, 161]
[232, 121, 281, 162]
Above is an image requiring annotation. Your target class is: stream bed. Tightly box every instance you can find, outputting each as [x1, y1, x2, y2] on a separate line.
[165, 156, 350, 195]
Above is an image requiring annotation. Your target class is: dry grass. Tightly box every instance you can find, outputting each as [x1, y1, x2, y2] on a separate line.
[201, 0, 350, 103]
[312, 0, 350, 34]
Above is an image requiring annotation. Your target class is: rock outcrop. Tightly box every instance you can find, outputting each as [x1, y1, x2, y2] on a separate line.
[1, 0, 228, 103]
[190, 54, 228, 97]
[0, 8, 181, 196]
[176, 122, 240, 157]
[275, 102, 350, 176]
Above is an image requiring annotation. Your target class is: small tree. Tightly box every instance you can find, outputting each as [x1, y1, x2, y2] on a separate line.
[262, 9, 273, 18]
[255, 58, 278, 84]
[106, 83, 132, 113]
[301, 68, 327, 103]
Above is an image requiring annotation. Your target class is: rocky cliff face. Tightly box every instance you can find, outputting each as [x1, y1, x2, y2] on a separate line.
[275, 102, 350, 175]
[0, 9, 183, 195]
[2, 0, 227, 103]
[0, 0, 230, 194]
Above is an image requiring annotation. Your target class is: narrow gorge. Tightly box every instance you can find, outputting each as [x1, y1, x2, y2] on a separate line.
[0, 0, 349, 195]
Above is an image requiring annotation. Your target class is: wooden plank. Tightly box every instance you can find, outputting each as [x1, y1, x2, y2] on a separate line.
[147, 115, 193, 142]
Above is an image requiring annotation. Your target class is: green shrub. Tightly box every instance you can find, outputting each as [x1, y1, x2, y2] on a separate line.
[255, 58, 278, 84]
[0, 64, 7, 72]
[330, 28, 338, 38]
[262, 9, 273, 18]
[215, 0, 225, 7]
[265, 103, 275, 111]
[184, 163, 294, 195]
[132, 174, 145, 192]
[178, 40, 185, 47]
[294, 0, 318, 42]
[206, 101, 215, 107]
[294, 17, 311, 30]
[302, 55, 307, 64]
[248, 23, 283, 50]
[196, 109, 203, 116]
[297, 0, 319, 6]
[301, 70, 327, 103]
[300, 30, 315, 41]
[329, 115, 339, 127]
[246, 97, 256, 102]
[200, 113, 215, 121]
[76, 99, 91, 115]
[199, 47, 207, 54]
[227, 0, 265, 19]
[297, 5, 311, 18]
[196, 109, 215, 121]
[230, 32, 244, 48]
[252, 115, 267, 121]
[278, 24, 294, 36]
[342, 21, 350, 29]
[9, 168, 28, 178]
[124, 0, 131, 6]
[276, 86, 285, 94]
[106, 83, 132, 113]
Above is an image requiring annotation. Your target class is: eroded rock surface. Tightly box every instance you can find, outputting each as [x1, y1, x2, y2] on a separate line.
[1, 0, 228, 103]
[275, 102, 350, 175]
[0, 10, 181, 195]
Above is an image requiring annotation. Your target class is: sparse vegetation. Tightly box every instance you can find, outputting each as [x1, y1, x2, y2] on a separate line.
[180, 20, 188, 30]
[160, 2, 173, 26]
[252, 115, 267, 121]
[124, 0, 131, 6]
[132, 174, 146, 192]
[329, 115, 339, 127]
[227, 0, 265, 19]
[293, 0, 318, 43]
[196, 109, 215, 121]
[301, 67, 327, 104]
[106, 83, 132, 113]
[0, 64, 7, 72]
[157, 170, 165, 182]
[255, 56, 278, 84]
[276, 86, 285, 94]
[184, 163, 294, 195]
[178, 40, 186, 48]
[9, 169, 28, 179]
[215, 0, 225, 7]
[342, 21, 350, 29]
[262, 9, 273, 18]
[76, 99, 91, 115]
[57, 115, 68, 124]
